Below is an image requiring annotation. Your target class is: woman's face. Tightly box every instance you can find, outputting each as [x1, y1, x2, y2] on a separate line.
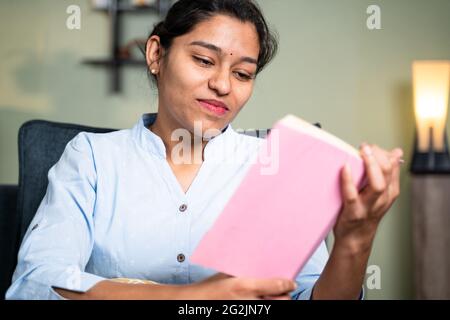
[150, 14, 260, 137]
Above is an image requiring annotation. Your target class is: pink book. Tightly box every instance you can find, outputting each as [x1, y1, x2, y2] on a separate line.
[190, 114, 367, 280]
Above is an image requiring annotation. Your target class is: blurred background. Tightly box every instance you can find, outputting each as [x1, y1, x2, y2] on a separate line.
[1, 0, 450, 299]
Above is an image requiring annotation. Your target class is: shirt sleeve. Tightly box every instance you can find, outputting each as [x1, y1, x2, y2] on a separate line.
[5, 132, 106, 300]
[289, 240, 365, 300]
[290, 240, 329, 300]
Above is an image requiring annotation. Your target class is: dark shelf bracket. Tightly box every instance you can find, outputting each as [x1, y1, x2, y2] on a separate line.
[84, 0, 170, 93]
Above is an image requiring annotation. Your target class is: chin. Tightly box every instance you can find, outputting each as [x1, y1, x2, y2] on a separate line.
[193, 122, 226, 140]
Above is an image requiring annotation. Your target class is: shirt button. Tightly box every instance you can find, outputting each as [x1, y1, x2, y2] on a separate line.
[179, 204, 187, 212]
[177, 253, 185, 263]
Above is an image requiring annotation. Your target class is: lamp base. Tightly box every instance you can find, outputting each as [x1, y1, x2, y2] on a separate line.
[411, 151, 450, 174]
[411, 129, 450, 174]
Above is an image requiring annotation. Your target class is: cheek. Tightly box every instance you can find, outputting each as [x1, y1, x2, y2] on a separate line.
[233, 83, 254, 108]
[161, 50, 196, 89]
[164, 58, 207, 92]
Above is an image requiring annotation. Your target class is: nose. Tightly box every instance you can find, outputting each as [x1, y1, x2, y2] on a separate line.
[208, 68, 231, 96]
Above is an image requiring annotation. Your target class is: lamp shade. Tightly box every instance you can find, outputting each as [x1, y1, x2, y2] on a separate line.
[411, 60, 450, 174]
[413, 61, 450, 152]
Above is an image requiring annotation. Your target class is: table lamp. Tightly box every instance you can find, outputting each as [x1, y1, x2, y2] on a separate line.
[411, 60, 450, 174]
[411, 61, 450, 299]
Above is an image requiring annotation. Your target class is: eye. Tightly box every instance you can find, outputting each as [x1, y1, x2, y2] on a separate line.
[234, 71, 254, 82]
[193, 56, 214, 67]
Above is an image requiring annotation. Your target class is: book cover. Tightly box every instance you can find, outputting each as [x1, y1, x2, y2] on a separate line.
[190, 114, 367, 279]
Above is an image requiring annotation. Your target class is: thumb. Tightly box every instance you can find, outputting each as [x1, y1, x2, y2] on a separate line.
[253, 279, 297, 297]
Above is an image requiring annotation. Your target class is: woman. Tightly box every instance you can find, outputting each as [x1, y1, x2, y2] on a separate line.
[6, 0, 403, 300]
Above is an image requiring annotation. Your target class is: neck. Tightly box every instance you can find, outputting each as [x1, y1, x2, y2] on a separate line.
[149, 112, 209, 164]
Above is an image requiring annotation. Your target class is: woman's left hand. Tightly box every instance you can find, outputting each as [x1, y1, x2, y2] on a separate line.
[333, 143, 404, 253]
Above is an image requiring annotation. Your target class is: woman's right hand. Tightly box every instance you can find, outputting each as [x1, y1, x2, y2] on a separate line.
[177, 273, 297, 300]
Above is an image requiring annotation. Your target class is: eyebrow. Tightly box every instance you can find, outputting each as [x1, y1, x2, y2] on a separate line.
[189, 41, 258, 65]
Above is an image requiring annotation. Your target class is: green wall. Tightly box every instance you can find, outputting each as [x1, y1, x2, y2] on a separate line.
[1, 0, 450, 299]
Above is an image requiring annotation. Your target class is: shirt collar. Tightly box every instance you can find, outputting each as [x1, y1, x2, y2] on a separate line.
[132, 113, 238, 161]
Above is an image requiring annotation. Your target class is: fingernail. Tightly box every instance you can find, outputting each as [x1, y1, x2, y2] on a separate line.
[362, 145, 373, 157]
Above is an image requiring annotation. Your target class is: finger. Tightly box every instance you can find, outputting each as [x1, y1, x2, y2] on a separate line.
[340, 163, 359, 207]
[390, 148, 404, 165]
[371, 145, 394, 186]
[360, 143, 387, 205]
[252, 279, 297, 297]
[388, 148, 403, 200]
[392, 147, 404, 159]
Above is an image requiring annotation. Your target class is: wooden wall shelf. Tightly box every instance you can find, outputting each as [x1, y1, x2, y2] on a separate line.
[83, 58, 146, 66]
[84, 0, 171, 93]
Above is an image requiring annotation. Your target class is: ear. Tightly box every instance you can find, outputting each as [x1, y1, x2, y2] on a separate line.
[146, 35, 163, 74]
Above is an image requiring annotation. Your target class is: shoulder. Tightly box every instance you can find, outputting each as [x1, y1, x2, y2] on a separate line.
[69, 128, 135, 154]
[58, 128, 136, 173]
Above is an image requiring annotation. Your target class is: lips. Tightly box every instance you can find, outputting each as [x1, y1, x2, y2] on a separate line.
[198, 99, 229, 110]
[197, 99, 229, 116]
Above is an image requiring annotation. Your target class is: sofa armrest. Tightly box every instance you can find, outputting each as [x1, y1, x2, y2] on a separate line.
[0, 184, 19, 299]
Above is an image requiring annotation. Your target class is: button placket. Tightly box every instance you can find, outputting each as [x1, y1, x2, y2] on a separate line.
[177, 204, 187, 265]
[174, 201, 189, 282]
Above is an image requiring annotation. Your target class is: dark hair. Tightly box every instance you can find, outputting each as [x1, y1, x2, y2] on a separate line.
[146, 0, 278, 83]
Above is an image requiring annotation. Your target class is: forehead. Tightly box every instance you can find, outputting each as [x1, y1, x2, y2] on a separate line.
[175, 14, 260, 58]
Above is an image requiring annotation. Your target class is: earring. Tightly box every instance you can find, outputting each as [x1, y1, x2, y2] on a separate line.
[151, 69, 157, 74]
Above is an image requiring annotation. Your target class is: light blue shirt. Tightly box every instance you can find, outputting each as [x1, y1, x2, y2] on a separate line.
[6, 113, 329, 300]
